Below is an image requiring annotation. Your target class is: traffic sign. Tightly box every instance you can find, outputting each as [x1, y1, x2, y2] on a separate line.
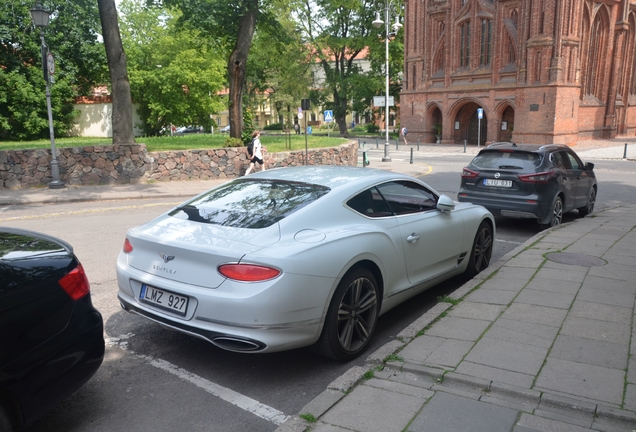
[298, 112, 303, 119]
[477, 108, 484, 119]
[324, 110, 333, 123]
[373, 96, 394, 107]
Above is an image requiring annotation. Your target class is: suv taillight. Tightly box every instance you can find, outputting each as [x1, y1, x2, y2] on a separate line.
[517, 171, 556, 183]
[461, 168, 480, 178]
[59, 263, 91, 300]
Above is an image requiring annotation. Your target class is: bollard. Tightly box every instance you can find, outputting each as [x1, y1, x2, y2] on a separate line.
[464, 140, 467, 153]
[376, 137, 379, 148]
[382, 144, 391, 162]
[417, 139, 420, 151]
[410, 147, 413, 164]
[363, 151, 370, 167]
[624, 143, 628, 159]
[396, 138, 399, 150]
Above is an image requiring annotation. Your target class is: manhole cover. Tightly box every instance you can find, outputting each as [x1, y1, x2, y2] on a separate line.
[546, 252, 606, 267]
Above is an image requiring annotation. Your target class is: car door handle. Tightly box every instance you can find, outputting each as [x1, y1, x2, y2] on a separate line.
[407, 233, 420, 243]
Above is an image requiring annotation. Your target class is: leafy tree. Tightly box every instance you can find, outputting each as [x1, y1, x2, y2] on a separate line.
[0, 0, 106, 140]
[119, 0, 226, 135]
[294, 0, 403, 136]
[98, 0, 136, 144]
[163, 0, 282, 139]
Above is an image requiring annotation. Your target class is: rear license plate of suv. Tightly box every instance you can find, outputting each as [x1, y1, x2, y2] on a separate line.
[484, 179, 512, 187]
[140, 284, 189, 316]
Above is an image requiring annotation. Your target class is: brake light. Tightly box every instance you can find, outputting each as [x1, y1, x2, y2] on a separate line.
[59, 263, 91, 300]
[123, 238, 133, 253]
[461, 168, 479, 178]
[218, 264, 281, 282]
[517, 171, 555, 183]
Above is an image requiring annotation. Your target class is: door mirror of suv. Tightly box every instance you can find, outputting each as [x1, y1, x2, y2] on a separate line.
[584, 162, 595, 171]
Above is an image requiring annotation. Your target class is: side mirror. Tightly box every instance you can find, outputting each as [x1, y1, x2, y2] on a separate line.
[437, 195, 455, 213]
[584, 162, 594, 171]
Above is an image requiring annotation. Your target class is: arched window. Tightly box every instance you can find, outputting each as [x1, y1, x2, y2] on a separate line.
[582, 9, 609, 100]
[412, 65, 417, 89]
[480, 19, 492, 66]
[628, 14, 636, 95]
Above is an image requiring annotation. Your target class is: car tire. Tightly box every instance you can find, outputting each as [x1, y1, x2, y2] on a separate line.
[578, 187, 596, 217]
[313, 267, 379, 361]
[465, 221, 493, 278]
[540, 196, 563, 230]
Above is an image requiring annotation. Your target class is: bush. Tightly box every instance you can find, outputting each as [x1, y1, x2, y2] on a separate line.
[224, 137, 244, 148]
[366, 123, 380, 133]
[263, 123, 283, 131]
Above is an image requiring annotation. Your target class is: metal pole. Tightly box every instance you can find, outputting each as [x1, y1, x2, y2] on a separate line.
[410, 147, 413, 164]
[304, 111, 308, 165]
[381, 2, 391, 162]
[477, 118, 481, 150]
[376, 137, 379, 148]
[41, 30, 64, 189]
[417, 139, 420, 150]
[464, 139, 467, 153]
[395, 138, 399, 150]
[624, 143, 628, 159]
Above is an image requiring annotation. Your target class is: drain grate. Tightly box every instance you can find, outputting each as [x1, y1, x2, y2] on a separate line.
[546, 252, 606, 267]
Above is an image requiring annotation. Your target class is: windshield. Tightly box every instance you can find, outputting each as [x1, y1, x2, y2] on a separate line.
[470, 150, 542, 170]
[169, 179, 330, 229]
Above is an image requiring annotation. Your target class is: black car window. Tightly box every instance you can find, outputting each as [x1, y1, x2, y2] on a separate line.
[471, 150, 542, 170]
[551, 152, 566, 169]
[375, 181, 438, 216]
[346, 187, 393, 217]
[169, 179, 330, 228]
[565, 151, 583, 170]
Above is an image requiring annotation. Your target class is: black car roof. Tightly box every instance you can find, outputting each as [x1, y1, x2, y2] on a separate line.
[485, 142, 571, 153]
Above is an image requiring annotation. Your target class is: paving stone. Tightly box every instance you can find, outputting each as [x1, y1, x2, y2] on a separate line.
[623, 383, 636, 412]
[549, 334, 628, 369]
[447, 301, 505, 321]
[523, 278, 581, 295]
[455, 361, 534, 389]
[407, 391, 518, 432]
[495, 266, 538, 281]
[576, 286, 635, 308]
[535, 357, 625, 406]
[424, 339, 475, 368]
[464, 337, 548, 375]
[560, 316, 631, 345]
[399, 335, 445, 365]
[500, 303, 567, 327]
[568, 300, 632, 325]
[517, 412, 593, 431]
[477, 277, 527, 292]
[465, 288, 519, 305]
[363, 378, 435, 399]
[533, 266, 587, 283]
[582, 275, 634, 294]
[320, 385, 424, 432]
[425, 316, 491, 341]
[514, 288, 576, 309]
[486, 318, 559, 349]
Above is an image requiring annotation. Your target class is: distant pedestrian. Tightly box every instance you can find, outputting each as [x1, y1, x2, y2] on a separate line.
[245, 130, 266, 175]
[294, 123, 300, 134]
[400, 126, 408, 145]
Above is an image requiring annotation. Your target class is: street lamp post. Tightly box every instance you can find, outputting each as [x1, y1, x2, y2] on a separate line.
[373, 1, 402, 163]
[30, 1, 64, 189]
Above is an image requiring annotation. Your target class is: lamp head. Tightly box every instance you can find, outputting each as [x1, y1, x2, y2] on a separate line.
[372, 11, 384, 28]
[391, 16, 403, 31]
[30, 1, 50, 28]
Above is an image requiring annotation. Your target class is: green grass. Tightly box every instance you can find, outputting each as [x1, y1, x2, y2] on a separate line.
[0, 133, 350, 153]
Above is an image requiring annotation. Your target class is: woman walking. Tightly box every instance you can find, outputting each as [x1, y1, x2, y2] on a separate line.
[245, 130, 267, 175]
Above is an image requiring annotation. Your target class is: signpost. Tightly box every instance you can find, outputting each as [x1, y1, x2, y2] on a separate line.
[324, 110, 333, 137]
[477, 108, 483, 149]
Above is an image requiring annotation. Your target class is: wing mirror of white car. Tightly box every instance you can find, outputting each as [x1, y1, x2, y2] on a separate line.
[437, 195, 455, 213]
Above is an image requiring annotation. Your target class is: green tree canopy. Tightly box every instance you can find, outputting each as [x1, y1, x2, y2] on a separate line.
[0, 0, 107, 140]
[119, 0, 226, 135]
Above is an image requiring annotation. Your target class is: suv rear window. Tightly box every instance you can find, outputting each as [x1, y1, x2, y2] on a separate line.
[169, 179, 330, 228]
[470, 150, 542, 170]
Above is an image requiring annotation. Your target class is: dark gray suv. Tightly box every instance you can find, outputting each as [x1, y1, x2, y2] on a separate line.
[458, 143, 597, 229]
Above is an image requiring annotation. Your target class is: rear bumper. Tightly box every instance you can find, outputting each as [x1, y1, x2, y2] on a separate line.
[458, 194, 550, 220]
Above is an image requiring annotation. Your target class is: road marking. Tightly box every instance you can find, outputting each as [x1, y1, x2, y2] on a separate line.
[0, 202, 180, 222]
[106, 334, 290, 426]
[495, 238, 522, 244]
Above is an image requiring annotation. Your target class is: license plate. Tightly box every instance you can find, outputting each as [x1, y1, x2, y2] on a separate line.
[140, 284, 189, 316]
[484, 179, 512, 187]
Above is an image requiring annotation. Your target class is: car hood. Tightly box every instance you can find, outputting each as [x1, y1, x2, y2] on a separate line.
[124, 214, 280, 288]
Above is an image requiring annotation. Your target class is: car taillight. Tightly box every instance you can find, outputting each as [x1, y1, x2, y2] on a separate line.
[517, 171, 555, 183]
[123, 238, 133, 253]
[461, 168, 480, 178]
[218, 264, 281, 282]
[59, 263, 91, 300]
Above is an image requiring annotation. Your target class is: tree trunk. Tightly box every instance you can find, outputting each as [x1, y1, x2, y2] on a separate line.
[97, 0, 135, 144]
[228, 0, 258, 139]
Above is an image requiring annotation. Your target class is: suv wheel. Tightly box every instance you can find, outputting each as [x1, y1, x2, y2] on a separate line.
[540, 196, 563, 230]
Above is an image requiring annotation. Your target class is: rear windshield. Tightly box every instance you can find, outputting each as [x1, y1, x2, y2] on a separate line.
[470, 150, 542, 170]
[169, 179, 330, 229]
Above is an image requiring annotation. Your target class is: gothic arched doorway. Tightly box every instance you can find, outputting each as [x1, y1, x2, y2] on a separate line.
[498, 106, 515, 142]
[454, 102, 487, 145]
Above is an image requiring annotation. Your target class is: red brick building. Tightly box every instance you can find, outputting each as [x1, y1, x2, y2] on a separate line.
[400, 0, 636, 146]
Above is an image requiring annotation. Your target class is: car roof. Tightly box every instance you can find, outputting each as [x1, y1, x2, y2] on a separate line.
[485, 142, 571, 153]
[245, 165, 415, 191]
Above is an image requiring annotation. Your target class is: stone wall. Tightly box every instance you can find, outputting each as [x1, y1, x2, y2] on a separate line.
[0, 142, 358, 190]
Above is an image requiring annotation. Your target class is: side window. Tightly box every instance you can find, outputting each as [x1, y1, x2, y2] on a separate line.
[565, 151, 582, 170]
[346, 187, 392, 218]
[376, 181, 438, 216]
[551, 152, 565, 169]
